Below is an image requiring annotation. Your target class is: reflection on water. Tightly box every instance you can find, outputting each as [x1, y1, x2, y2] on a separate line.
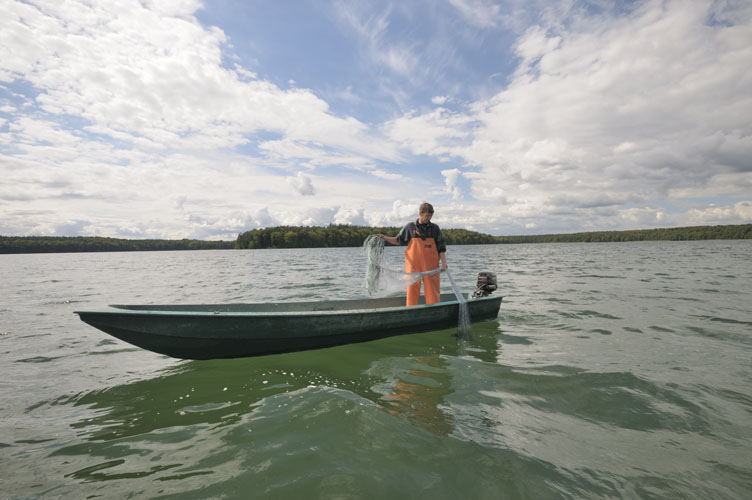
[379, 355, 454, 435]
[375, 321, 503, 436]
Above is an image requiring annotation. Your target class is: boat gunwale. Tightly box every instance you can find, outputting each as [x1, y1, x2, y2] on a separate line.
[74, 295, 502, 318]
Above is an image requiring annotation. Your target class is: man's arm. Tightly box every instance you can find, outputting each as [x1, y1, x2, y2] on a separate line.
[377, 234, 399, 245]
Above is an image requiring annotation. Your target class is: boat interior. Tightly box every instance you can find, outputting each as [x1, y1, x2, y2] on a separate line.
[108, 293, 469, 313]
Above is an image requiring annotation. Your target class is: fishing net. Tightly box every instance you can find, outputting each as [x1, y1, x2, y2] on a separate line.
[362, 235, 440, 297]
[362, 236, 471, 338]
[446, 269, 471, 340]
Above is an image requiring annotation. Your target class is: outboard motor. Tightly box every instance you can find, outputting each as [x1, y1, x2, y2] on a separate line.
[472, 272, 498, 298]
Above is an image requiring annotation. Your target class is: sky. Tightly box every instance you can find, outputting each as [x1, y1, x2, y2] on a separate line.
[1, 0, 751, 240]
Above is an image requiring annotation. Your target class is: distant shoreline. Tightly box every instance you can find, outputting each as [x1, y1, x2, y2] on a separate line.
[0, 236, 235, 255]
[1, 223, 749, 254]
[492, 223, 751, 244]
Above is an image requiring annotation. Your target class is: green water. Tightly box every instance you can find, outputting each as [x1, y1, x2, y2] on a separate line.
[1, 242, 751, 499]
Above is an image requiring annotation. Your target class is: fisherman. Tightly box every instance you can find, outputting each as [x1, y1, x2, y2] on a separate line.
[377, 202, 448, 306]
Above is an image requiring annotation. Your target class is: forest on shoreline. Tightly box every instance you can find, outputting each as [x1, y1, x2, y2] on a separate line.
[493, 223, 751, 244]
[0, 236, 234, 254]
[235, 225, 498, 249]
[1, 223, 749, 254]
[235, 223, 751, 249]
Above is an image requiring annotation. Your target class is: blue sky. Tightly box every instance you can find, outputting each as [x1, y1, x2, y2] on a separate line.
[1, 0, 751, 239]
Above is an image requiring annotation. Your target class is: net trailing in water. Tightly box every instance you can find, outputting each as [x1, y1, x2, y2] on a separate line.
[446, 269, 471, 340]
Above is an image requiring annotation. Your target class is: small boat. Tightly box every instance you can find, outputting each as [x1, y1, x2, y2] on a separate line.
[74, 292, 502, 360]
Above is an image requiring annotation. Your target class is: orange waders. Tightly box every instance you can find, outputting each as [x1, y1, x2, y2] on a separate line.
[405, 236, 440, 306]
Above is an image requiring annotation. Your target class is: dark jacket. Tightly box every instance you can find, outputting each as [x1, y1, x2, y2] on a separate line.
[397, 220, 447, 254]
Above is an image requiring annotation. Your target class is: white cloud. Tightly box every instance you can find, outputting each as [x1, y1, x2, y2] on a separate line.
[0, 0, 396, 159]
[333, 207, 367, 225]
[441, 168, 463, 200]
[0, 0, 415, 238]
[277, 207, 337, 227]
[1, 0, 750, 239]
[287, 172, 316, 196]
[386, 107, 473, 157]
[685, 200, 752, 225]
[735, 200, 752, 220]
[387, 0, 752, 229]
[258, 139, 397, 169]
[514, 25, 561, 66]
[370, 169, 404, 181]
[174, 195, 187, 210]
[226, 208, 277, 232]
[390, 200, 420, 221]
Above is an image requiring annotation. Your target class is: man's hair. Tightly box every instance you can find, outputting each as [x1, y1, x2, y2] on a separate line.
[419, 202, 434, 214]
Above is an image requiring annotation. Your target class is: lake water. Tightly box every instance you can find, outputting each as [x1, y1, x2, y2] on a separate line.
[1, 241, 751, 499]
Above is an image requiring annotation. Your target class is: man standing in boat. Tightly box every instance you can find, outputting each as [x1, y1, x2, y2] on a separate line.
[377, 202, 448, 306]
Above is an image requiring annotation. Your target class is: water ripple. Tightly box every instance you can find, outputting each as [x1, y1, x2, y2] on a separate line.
[1, 242, 751, 499]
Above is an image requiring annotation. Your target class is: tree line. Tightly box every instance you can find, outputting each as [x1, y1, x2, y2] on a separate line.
[1, 224, 748, 254]
[493, 224, 751, 244]
[235, 223, 750, 249]
[235, 225, 498, 249]
[0, 236, 234, 254]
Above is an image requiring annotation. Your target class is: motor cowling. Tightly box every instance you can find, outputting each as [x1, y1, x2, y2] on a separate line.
[472, 272, 498, 298]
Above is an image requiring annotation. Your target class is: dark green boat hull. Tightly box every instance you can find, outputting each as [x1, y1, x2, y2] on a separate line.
[75, 293, 502, 360]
